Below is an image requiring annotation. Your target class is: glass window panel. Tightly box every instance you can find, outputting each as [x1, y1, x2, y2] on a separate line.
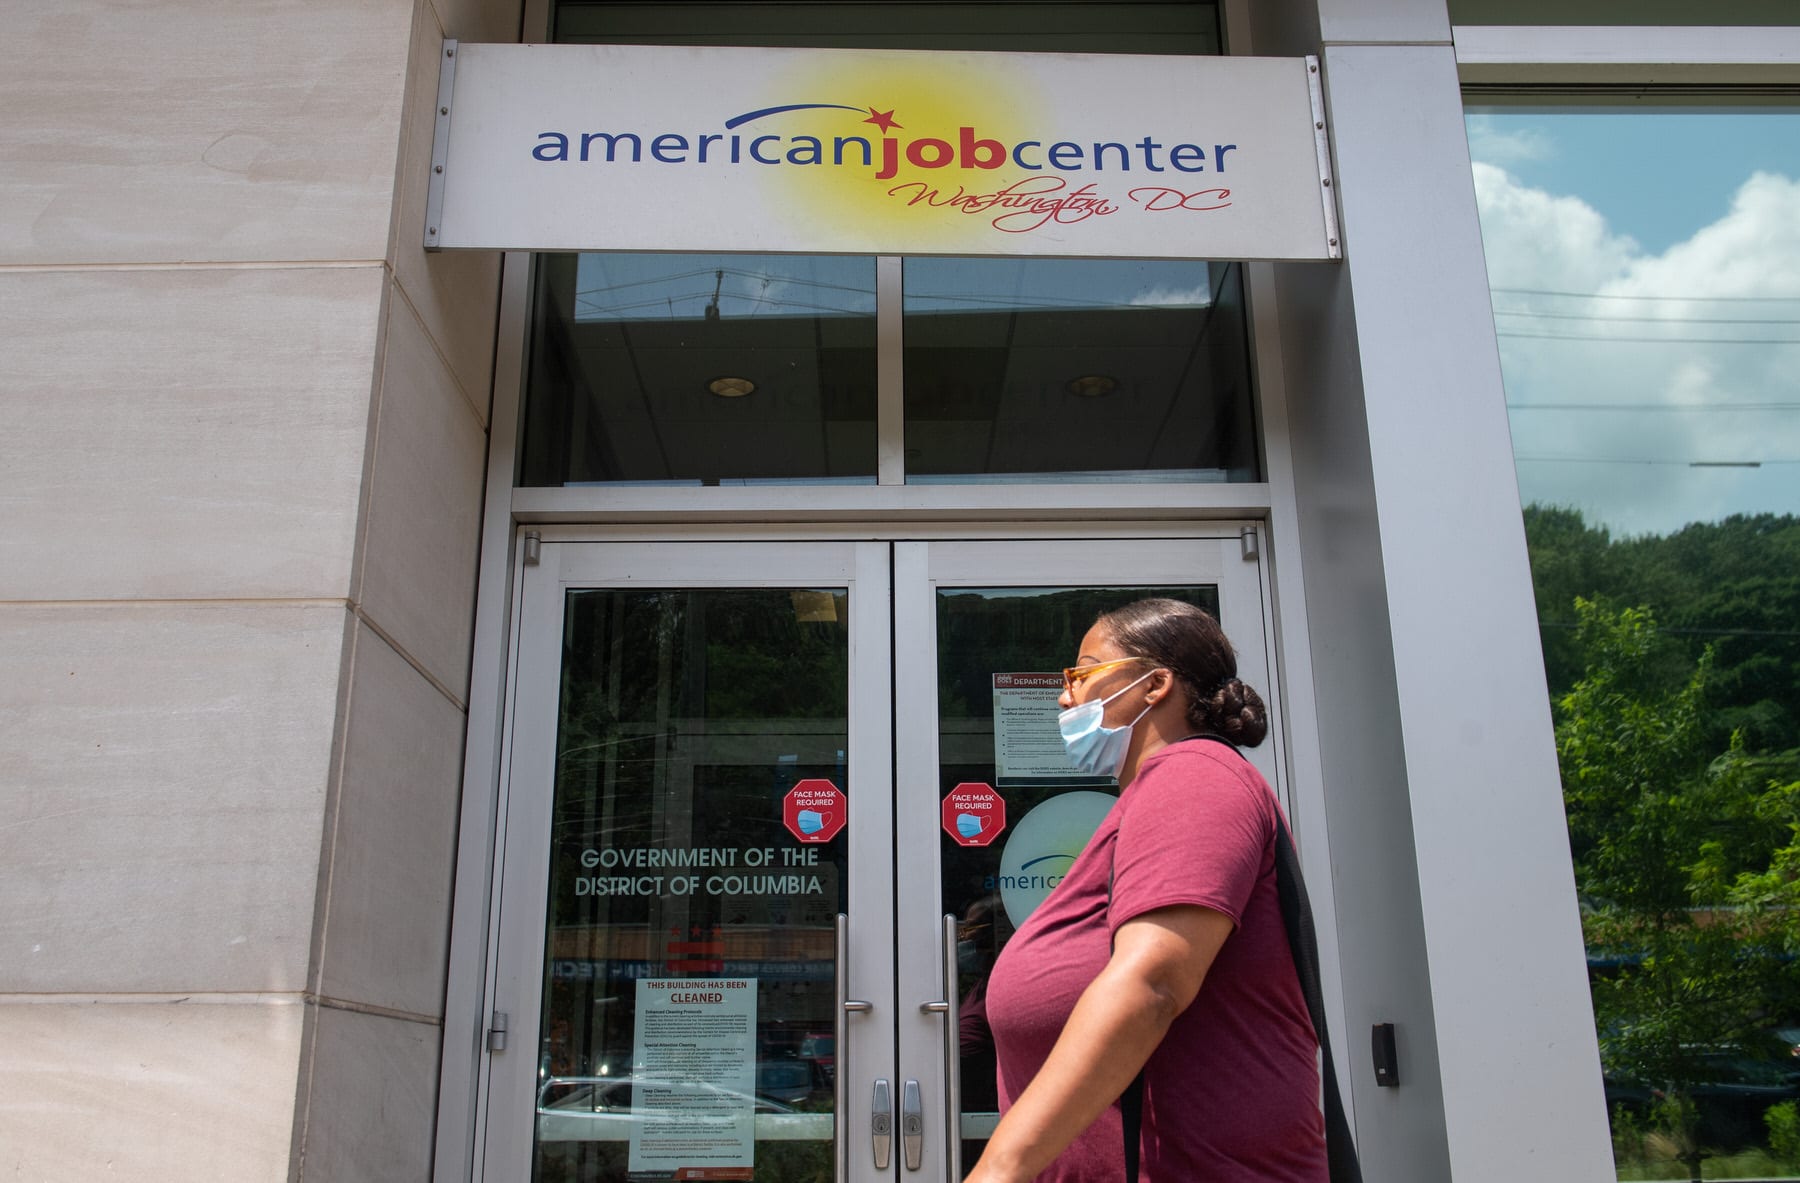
[553, 2, 1222, 55]
[934, 584, 1218, 1168]
[1468, 103, 1800, 1180]
[1450, 0, 1799, 25]
[520, 254, 878, 487]
[903, 258, 1258, 484]
[537, 587, 848, 1181]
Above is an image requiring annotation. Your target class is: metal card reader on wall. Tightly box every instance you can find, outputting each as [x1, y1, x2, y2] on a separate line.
[1372, 1022, 1399, 1087]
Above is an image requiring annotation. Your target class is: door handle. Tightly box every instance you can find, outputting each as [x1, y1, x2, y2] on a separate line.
[872, 1079, 893, 1169]
[902, 1079, 924, 1170]
[836, 915, 873, 1181]
[917, 914, 962, 1179]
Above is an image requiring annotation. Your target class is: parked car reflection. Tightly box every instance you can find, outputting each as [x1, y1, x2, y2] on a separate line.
[797, 1032, 835, 1083]
[536, 1071, 832, 1144]
[1604, 1046, 1800, 1148]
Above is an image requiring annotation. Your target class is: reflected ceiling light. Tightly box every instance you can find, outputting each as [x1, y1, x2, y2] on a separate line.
[791, 590, 839, 623]
[1067, 374, 1119, 398]
[707, 376, 756, 398]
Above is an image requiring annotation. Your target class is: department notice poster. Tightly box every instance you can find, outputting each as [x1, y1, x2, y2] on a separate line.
[993, 672, 1092, 784]
[629, 978, 759, 1179]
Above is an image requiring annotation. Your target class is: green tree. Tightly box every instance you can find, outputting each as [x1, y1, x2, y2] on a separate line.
[1525, 507, 1800, 757]
[1558, 600, 1800, 1179]
[1524, 505, 1623, 696]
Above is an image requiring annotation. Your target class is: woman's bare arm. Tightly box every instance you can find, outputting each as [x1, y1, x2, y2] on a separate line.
[963, 904, 1235, 1183]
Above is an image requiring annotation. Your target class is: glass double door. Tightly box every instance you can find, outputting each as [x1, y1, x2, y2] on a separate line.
[482, 533, 1276, 1183]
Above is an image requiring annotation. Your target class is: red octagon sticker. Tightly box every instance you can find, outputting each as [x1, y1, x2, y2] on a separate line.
[942, 783, 1006, 847]
[784, 779, 846, 844]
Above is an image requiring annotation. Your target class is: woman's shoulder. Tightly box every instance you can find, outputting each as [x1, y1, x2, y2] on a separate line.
[1138, 735, 1264, 784]
[1129, 739, 1275, 821]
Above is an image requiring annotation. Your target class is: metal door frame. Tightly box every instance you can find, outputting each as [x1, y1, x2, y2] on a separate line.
[890, 531, 1278, 1182]
[468, 526, 1282, 1182]
[478, 539, 897, 1181]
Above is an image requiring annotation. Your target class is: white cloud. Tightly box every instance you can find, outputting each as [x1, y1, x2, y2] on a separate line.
[1465, 115, 1556, 170]
[1128, 284, 1213, 308]
[1471, 162, 1639, 291]
[1474, 164, 1800, 537]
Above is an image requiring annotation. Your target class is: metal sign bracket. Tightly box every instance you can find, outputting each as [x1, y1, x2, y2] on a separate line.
[1304, 55, 1343, 261]
[424, 39, 459, 252]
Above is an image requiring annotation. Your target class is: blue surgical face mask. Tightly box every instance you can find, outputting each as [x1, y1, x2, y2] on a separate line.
[1057, 671, 1155, 779]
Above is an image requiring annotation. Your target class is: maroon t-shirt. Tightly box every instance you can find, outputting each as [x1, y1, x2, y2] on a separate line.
[985, 740, 1327, 1181]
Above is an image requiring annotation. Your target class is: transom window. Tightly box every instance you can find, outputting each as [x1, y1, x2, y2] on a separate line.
[518, 254, 1257, 487]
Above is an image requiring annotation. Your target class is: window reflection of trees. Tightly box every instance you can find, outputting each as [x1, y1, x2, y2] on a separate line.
[1475, 107, 1800, 1180]
[933, 586, 1219, 721]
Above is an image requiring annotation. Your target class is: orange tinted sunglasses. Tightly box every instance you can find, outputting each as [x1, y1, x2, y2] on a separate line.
[1060, 656, 1150, 692]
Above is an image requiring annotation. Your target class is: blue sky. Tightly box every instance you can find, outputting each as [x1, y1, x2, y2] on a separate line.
[571, 253, 1216, 320]
[1467, 108, 1800, 254]
[1465, 107, 1800, 537]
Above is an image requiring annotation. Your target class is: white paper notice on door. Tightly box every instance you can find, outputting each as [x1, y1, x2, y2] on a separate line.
[628, 978, 759, 1178]
[993, 673, 1092, 785]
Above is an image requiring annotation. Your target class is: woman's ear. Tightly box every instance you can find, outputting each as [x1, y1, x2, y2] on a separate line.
[1149, 667, 1176, 704]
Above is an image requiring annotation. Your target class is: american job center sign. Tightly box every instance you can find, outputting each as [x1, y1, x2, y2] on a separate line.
[426, 42, 1340, 260]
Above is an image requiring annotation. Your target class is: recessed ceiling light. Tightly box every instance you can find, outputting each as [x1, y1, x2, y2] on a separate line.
[1067, 374, 1118, 398]
[708, 376, 756, 398]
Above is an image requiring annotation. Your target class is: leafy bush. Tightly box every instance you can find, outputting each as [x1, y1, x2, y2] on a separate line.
[1766, 1100, 1800, 1168]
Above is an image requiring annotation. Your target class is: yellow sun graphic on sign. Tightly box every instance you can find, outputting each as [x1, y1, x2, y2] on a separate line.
[733, 56, 1049, 250]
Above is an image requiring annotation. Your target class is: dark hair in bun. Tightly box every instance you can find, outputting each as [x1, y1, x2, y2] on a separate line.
[1094, 597, 1268, 747]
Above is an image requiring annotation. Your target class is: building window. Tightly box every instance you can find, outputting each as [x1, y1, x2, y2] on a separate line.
[550, 1, 1222, 55]
[519, 254, 1258, 487]
[1468, 102, 1800, 1180]
[520, 254, 881, 487]
[1450, 0, 1799, 26]
[901, 258, 1255, 484]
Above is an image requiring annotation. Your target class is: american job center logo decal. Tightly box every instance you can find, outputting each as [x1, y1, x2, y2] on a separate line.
[527, 59, 1244, 239]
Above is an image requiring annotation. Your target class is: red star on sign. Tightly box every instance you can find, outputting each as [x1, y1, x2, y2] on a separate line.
[864, 107, 902, 133]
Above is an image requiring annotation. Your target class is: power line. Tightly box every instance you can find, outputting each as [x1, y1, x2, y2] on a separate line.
[902, 289, 1211, 312]
[1498, 330, 1800, 345]
[574, 290, 874, 318]
[575, 266, 878, 301]
[1491, 286, 1800, 304]
[1495, 308, 1800, 326]
[1508, 401, 1800, 411]
[1514, 456, 1800, 465]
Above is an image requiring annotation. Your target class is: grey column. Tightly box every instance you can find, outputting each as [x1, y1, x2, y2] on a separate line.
[1249, 0, 1613, 1178]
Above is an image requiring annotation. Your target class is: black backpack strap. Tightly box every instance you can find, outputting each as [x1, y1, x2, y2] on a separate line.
[1115, 735, 1362, 1182]
[1120, 1066, 1145, 1181]
[1274, 814, 1363, 1183]
[1109, 859, 1147, 1181]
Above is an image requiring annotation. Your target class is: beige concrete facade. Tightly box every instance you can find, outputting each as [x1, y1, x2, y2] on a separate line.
[18, 2, 1761, 1180]
[0, 0, 516, 1177]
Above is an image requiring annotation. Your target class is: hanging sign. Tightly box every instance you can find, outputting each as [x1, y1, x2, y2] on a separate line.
[943, 783, 1007, 847]
[783, 779, 846, 843]
[426, 41, 1339, 259]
